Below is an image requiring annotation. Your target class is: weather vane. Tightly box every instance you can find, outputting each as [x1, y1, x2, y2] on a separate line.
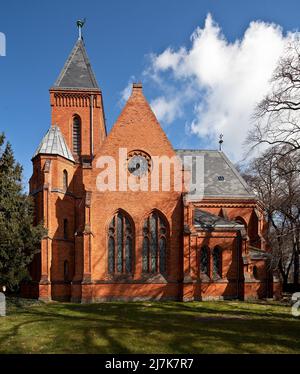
[76, 18, 86, 40]
[219, 134, 224, 151]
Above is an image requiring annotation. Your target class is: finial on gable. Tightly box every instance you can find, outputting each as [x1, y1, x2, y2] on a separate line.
[76, 18, 86, 40]
[219, 134, 223, 151]
[133, 82, 143, 90]
[132, 82, 143, 96]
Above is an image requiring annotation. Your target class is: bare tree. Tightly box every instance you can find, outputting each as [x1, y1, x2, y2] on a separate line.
[242, 146, 300, 288]
[248, 39, 300, 164]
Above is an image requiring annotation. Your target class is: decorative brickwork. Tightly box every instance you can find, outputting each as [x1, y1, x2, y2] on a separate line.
[22, 36, 281, 302]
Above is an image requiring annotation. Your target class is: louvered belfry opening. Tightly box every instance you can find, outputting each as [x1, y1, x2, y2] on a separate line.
[72, 115, 81, 155]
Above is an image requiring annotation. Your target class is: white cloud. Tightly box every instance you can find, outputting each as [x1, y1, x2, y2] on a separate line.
[150, 96, 182, 125]
[146, 13, 298, 161]
[119, 76, 136, 106]
[152, 47, 186, 72]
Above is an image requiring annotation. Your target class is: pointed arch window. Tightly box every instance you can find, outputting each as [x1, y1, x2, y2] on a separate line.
[253, 265, 258, 279]
[212, 246, 222, 278]
[72, 115, 81, 155]
[142, 211, 168, 274]
[108, 211, 134, 274]
[249, 210, 260, 247]
[200, 246, 210, 276]
[235, 216, 248, 238]
[63, 169, 68, 191]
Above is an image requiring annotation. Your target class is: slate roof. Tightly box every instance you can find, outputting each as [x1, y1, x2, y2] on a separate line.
[176, 149, 255, 199]
[52, 38, 99, 90]
[33, 125, 75, 162]
[194, 209, 245, 231]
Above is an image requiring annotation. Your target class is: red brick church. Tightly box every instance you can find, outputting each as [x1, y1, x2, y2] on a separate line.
[22, 32, 281, 302]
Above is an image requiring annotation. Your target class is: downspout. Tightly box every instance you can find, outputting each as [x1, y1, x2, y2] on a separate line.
[236, 232, 240, 299]
[90, 94, 94, 158]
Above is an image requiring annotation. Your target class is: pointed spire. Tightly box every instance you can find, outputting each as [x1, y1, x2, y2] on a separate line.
[33, 125, 75, 162]
[52, 37, 99, 90]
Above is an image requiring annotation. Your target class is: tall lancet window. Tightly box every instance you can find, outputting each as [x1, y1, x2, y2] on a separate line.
[63, 169, 68, 191]
[108, 211, 134, 275]
[72, 115, 81, 155]
[142, 211, 168, 274]
[212, 246, 222, 279]
[200, 246, 210, 276]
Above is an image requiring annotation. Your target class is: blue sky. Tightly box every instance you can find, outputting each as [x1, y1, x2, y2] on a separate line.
[1, 0, 300, 185]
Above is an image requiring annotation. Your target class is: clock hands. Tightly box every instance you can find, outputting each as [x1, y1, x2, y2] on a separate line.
[128, 162, 140, 173]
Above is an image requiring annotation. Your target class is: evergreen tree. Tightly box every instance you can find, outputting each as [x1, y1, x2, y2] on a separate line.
[0, 133, 45, 290]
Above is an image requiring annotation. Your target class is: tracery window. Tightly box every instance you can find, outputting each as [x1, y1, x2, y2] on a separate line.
[200, 246, 210, 276]
[212, 246, 222, 278]
[142, 211, 167, 274]
[108, 211, 134, 274]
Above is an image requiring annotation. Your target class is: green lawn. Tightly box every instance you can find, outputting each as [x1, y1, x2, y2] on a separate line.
[0, 298, 299, 353]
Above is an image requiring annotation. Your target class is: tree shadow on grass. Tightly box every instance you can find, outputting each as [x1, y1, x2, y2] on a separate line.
[46, 300, 298, 322]
[157, 301, 292, 320]
[1, 301, 300, 353]
[0, 310, 131, 354]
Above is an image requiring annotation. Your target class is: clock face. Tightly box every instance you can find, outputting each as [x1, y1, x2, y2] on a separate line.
[128, 154, 151, 176]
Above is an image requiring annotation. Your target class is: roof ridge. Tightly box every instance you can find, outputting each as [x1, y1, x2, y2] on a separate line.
[219, 152, 254, 196]
[56, 126, 64, 156]
[54, 40, 79, 87]
[78, 40, 99, 88]
[51, 126, 57, 154]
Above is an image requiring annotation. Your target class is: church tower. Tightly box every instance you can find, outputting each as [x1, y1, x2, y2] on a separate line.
[26, 25, 106, 301]
[50, 35, 106, 160]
